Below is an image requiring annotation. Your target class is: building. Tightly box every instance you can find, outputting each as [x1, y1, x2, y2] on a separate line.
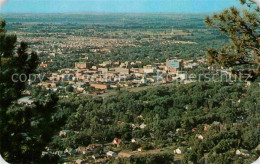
[75, 159, 83, 164]
[115, 68, 130, 74]
[59, 130, 70, 137]
[98, 68, 108, 74]
[106, 151, 117, 157]
[75, 147, 87, 155]
[90, 83, 109, 90]
[235, 149, 250, 156]
[143, 65, 157, 74]
[196, 134, 205, 140]
[112, 138, 123, 147]
[18, 97, 34, 105]
[140, 123, 147, 129]
[166, 59, 183, 72]
[64, 148, 76, 156]
[39, 82, 57, 88]
[99, 61, 111, 67]
[131, 138, 143, 143]
[75, 62, 92, 69]
[39, 62, 48, 68]
[138, 147, 143, 152]
[174, 148, 183, 155]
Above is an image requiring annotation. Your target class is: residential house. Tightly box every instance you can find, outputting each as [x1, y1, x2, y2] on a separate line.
[140, 123, 147, 129]
[54, 151, 64, 157]
[174, 148, 183, 155]
[112, 138, 123, 147]
[87, 144, 102, 152]
[64, 148, 76, 156]
[115, 67, 130, 75]
[106, 151, 117, 157]
[59, 130, 70, 137]
[196, 134, 205, 140]
[131, 138, 143, 143]
[18, 97, 34, 105]
[75, 62, 92, 69]
[236, 149, 250, 156]
[75, 159, 83, 164]
[76, 147, 87, 155]
[39, 62, 48, 68]
[90, 83, 109, 90]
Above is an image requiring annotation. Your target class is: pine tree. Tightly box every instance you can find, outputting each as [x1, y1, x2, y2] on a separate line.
[0, 19, 59, 163]
[205, 0, 260, 80]
[0, 19, 39, 108]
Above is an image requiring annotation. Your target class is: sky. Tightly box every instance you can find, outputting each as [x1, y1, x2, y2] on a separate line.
[0, 0, 241, 13]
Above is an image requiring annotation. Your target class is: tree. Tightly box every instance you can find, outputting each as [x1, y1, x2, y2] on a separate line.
[0, 19, 58, 163]
[205, 0, 260, 80]
[66, 84, 74, 92]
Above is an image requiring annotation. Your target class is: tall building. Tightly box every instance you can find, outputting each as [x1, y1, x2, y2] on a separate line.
[166, 59, 183, 72]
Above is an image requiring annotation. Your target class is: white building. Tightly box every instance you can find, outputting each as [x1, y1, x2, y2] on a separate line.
[106, 151, 117, 157]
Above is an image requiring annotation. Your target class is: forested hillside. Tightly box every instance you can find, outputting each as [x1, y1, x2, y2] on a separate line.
[39, 82, 260, 163]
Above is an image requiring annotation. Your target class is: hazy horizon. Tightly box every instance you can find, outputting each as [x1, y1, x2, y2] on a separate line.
[0, 0, 241, 14]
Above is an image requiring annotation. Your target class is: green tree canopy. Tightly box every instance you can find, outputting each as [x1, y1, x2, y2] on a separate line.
[0, 19, 59, 163]
[205, 0, 260, 80]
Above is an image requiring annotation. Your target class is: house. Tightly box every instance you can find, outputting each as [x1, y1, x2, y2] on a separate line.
[41, 151, 49, 156]
[75, 62, 92, 69]
[54, 151, 64, 157]
[76, 147, 87, 155]
[39, 62, 48, 68]
[236, 149, 250, 156]
[176, 128, 182, 133]
[112, 138, 123, 147]
[75, 159, 83, 164]
[117, 121, 125, 125]
[140, 123, 147, 129]
[99, 61, 111, 67]
[18, 97, 34, 105]
[196, 134, 205, 140]
[174, 148, 183, 155]
[59, 130, 70, 137]
[64, 148, 76, 156]
[192, 128, 197, 132]
[203, 124, 211, 132]
[87, 144, 102, 151]
[90, 83, 109, 90]
[106, 151, 117, 157]
[98, 68, 108, 74]
[115, 67, 130, 75]
[131, 138, 143, 143]
[131, 124, 138, 130]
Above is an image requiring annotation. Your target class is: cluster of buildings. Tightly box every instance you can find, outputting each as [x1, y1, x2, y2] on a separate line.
[43, 134, 145, 163]
[37, 58, 203, 94]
